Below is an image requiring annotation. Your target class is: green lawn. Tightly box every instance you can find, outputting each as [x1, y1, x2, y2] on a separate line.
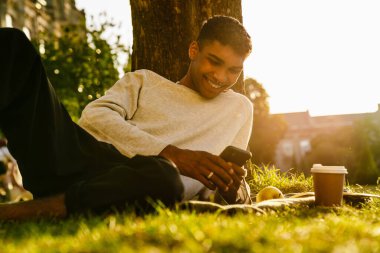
[1, 166, 380, 253]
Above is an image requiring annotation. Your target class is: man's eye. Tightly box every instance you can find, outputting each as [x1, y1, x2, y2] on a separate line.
[208, 58, 220, 65]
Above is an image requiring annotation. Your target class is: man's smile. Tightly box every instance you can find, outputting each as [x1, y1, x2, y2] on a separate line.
[204, 75, 225, 89]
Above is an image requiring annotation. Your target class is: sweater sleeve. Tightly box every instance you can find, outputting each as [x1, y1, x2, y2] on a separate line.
[78, 70, 169, 158]
[230, 97, 254, 150]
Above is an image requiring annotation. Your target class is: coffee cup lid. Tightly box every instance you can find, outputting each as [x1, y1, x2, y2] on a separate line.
[310, 164, 348, 174]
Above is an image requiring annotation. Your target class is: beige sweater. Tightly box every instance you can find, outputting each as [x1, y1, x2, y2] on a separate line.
[79, 69, 253, 200]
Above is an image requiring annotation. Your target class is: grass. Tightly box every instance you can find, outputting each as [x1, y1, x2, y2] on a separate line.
[1, 164, 380, 253]
[246, 164, 313, 195]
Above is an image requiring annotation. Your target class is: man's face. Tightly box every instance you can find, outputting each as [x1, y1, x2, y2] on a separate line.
[187, 40, 246, 99]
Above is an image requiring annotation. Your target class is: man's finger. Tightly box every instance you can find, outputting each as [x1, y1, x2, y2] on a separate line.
[199, 175, 216, 190]
[202, 159, 234, 185]
[215, 161, 242, 185]
[198, 165, 228, 191]
[214, 152, 246, 178]
[206, 171, 230, 192]
[199, 164, 230, 191]
[229, 162, 246, 176]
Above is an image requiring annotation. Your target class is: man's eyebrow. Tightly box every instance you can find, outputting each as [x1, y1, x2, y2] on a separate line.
[207, 53, 224, 63]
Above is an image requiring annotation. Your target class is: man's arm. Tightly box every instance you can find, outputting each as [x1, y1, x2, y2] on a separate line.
[78, 70, 169, 158]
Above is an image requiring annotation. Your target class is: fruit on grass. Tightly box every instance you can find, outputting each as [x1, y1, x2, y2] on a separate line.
[256, 186, 284, 202]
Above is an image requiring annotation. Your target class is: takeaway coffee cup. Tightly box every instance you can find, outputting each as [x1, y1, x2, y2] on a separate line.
[310, 164, 348, 206]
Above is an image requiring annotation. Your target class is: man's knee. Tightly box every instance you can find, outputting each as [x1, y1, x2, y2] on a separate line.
[0, 27, 37, 73]
[132, 156, 184, 204]
[155, 157, 184, 203]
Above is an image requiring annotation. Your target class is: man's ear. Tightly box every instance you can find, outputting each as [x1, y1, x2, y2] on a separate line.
[188, 41, 199, 60]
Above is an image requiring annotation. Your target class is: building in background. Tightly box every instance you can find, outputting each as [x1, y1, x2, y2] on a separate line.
[274, 104, 380, 171]
[0, 0, 85, 40]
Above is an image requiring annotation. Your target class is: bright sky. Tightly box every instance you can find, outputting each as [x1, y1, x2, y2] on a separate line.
[76, 0, 380, 116]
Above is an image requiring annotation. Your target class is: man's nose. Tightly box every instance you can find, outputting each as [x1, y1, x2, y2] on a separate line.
[213, 69, 228, 84]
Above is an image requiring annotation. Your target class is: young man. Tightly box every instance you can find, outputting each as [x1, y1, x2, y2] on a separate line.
[79, 16, 253, 204]
[0, 15, 252, 220]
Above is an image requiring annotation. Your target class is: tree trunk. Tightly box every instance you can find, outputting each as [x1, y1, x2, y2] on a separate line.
[130, 0, 245, 93]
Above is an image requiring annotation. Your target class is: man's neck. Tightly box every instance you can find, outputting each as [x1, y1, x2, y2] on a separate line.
[177, 73, 193, 90]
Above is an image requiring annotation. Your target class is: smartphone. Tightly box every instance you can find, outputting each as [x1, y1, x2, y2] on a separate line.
[219, 146, 252, 166]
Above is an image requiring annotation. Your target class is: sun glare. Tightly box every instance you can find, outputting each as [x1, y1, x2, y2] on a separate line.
[243, 0, 380, 116]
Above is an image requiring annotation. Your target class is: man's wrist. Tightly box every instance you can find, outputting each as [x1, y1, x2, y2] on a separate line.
[159, 145, 176, 160]
[159, 145, 180, 168]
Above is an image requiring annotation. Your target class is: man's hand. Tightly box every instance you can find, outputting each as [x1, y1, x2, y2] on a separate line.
[217, 178, 244, 204]
[159, 145, 246, 194]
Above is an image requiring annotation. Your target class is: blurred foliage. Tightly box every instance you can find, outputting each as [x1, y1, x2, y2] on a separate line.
[304, 127, 355, 169]
[33, 17, 128, 121]
[303, 115, 380, 184]
[244, 76, 380, 185]
[245, 78, 287, 165]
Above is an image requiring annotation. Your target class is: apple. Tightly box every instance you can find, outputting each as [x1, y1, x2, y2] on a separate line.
[256, 186, 284, 202]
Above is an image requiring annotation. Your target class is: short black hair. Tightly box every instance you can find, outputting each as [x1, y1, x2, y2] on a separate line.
[197, 15, 252, 57]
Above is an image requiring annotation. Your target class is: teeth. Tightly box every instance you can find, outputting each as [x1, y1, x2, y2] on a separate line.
[207, 78, 223, 89]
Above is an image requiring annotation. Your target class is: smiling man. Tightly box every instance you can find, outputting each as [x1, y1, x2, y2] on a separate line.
[79, 16, 253, 204]
[0, 15, 252, 220]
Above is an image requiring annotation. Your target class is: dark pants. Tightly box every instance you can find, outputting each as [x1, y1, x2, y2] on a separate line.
[0, 28, 184, 213]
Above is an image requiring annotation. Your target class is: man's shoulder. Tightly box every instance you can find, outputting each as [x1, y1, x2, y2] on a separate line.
[223, 90, 253, 110]
[128, 69, 170, 82]
[217, 90, 253, 118]
[117, 69, 174, 89]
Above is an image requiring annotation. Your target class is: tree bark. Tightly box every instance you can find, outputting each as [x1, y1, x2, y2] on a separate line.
[130, 0, 245, 92]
